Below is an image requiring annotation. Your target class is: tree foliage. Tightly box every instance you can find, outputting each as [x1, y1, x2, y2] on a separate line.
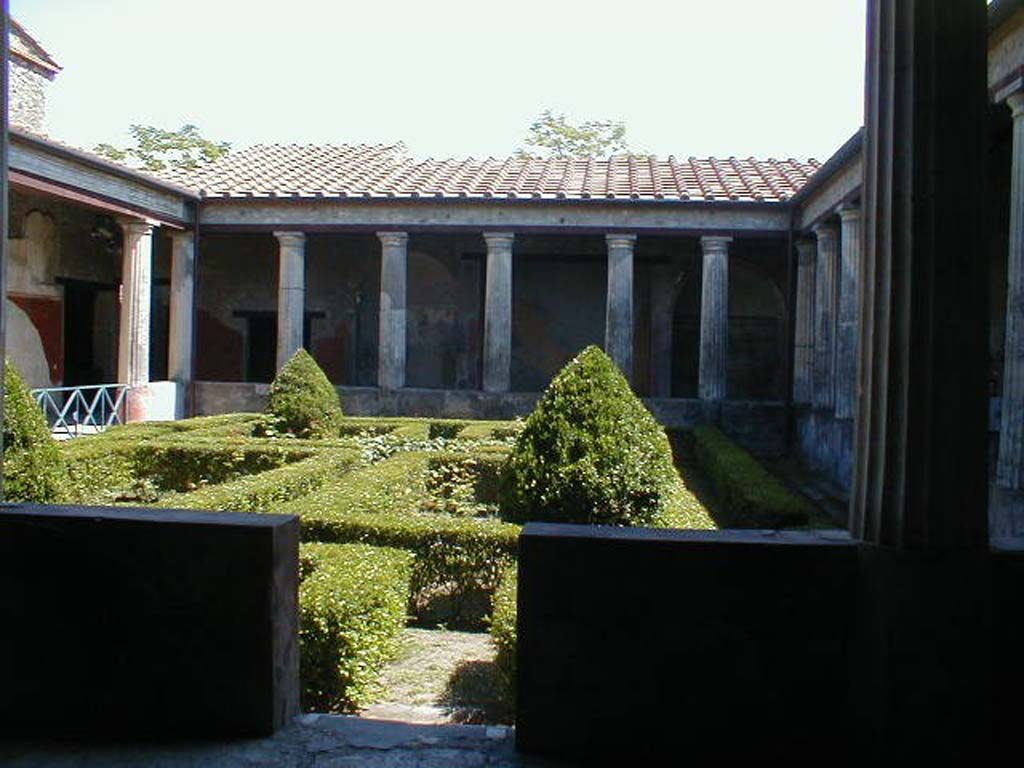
[3, 360, 66, 502]
[95, 124, 229, 172]
[265, 349, 344, 439]
[500, 346, 677, 526]
[518, 110, 629, 159]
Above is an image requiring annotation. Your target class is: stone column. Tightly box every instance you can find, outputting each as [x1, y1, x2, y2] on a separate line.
[482, 232, 514, 392]
[167, 231, 195, 385]
[604, 234, 636, 380]
[997, 92, 1024, 494]
[378, 231, 408, 390]
[274, 232, 305, 372]
[793, 239, 816, 404]
[698, 236, 731, 401]
[117, 218, 154, 387]
[812, 223, 838, 410]
[835, 205, 861, 420]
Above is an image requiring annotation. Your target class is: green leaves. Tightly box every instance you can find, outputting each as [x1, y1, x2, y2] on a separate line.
[501, 346, 678, 527]
[266, 349, 344, 439]
[519, 109, 629, 159]
[3, 360, 66, 502]
[94, 124, 230, 172]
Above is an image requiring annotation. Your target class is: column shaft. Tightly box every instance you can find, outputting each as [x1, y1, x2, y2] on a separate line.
[998, 94, 1024, 491]
[812, 224, 839, 410]
[167, 231, 195, 384]
[274, 232, 306, 372]
[793, 240, 816, 404]
[699, 236, 731, 401]
[605, 235, 636, 380]
[835, 206, 862, 420]
[378, 232, 408, 390]
[117, 219, 154, 387]
[482, 232, 513, 392]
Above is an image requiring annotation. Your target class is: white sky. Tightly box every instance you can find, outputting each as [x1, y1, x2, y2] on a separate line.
[13, 0, 868, 163]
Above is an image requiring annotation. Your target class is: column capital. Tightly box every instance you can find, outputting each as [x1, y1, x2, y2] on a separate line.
[483, 231, 515, 249]
[796, 239, 816, 265]
[169, 229, 195, 246]
[273, 231, 306, 248]
[700, 235, 732, 253]
[606, 234, 637, 250]
[1008, 91, 1024, 120]
[377, 231, 409, 248]
[812, 222, 838, 242]
[117, 217, 154, 238]
[837, 204, 861, 223]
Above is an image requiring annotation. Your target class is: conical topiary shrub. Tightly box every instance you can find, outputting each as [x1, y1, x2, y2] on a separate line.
[500, 345, 677, 526]
[265, 349, 343, 438]
[3, 360, 66, 502]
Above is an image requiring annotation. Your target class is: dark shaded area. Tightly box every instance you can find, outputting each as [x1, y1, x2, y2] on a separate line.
[0, 505, 299, 739]
[439, 659, 512, 725]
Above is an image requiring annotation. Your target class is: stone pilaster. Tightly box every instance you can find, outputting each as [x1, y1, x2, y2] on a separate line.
[117, 218, 154, 387]
[835, 206, 862, 420]
[378, 231, 408, 390]
[998, 92, 1024, 494]
[605, 234, 636, 380]
[793, 239, 816, 404]
[699, 236, 731, 401]
[167, 231, 195, 385]
[274, 231, 306, 372]
[812, 223, 838, 411]
[482, 232, 514, 392]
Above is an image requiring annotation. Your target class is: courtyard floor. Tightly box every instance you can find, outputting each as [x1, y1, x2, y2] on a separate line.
[0, 715, 566, 767]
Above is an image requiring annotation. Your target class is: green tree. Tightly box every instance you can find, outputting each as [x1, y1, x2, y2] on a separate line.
[95, 124, 229, 172]
[518, 110, 629, 159]
[499, 346, 677, 526]
[265, 349, 344, 439]
[3, 361, 66, 502]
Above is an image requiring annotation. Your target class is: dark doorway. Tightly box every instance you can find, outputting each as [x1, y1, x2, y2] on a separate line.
[61, 279, 116, 386]
[235, 311, 319, 383]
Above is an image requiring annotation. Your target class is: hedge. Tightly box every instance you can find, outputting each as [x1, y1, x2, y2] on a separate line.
[3, 361, 66, 502]
[501, 346, 679, 527]
[158, 448, 360, 512]
[276, 453, 520, 621]
[490, 565, 518, 708]
[299, 542, 413, 712]
[691, 426, 811, 527]
[265, 349, 344, 438]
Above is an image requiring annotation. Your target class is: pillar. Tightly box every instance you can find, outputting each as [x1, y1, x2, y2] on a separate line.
[811, 223, 838, 410]
[482, 232, 513, 392]
[698, 236, 730, 401]
[167, 231, 195, 385]
[117, 218, 154, 387]
[834, 206, 861, 420]
[378, 231, 408, 390]
[997, 92, 1024, 494]
[793, 239, 816, 404]
[605, 234, 635, 380]
[274, 231, 305, 372]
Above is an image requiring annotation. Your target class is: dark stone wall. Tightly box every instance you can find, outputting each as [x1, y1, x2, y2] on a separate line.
[0, 505, 300, 738]
[796, 406, 855, 493]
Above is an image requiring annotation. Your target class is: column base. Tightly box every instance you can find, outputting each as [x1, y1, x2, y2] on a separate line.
[126, 381, 181, 423]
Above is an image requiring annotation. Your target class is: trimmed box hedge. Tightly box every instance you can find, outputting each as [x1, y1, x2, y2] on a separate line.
[692, 426, 811, 527]
[490, 565, 518, 708]
[299, 542, 413, 712]
[158, 448, 360, 512]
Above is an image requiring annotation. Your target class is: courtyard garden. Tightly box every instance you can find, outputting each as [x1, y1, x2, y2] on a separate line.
[5, 348, 824, 723]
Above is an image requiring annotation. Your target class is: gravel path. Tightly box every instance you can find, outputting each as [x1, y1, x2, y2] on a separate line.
[361, 628, 511, 725]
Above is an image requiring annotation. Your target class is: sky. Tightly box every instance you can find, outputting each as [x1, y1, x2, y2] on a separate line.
[13, 0, 868, 163]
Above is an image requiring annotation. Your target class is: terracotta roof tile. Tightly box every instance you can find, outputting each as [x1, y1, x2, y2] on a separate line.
[159, 143, 821, 203]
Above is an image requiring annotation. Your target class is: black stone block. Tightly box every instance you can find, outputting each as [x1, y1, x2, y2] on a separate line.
[0, 504, 299, 739]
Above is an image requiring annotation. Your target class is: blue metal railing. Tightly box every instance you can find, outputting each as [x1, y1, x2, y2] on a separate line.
[30, 383, 129, 438]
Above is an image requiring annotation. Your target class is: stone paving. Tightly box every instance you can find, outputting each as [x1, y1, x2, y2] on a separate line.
[0, 714, 567, 767]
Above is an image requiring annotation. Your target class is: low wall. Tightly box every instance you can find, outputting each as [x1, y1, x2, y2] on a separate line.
[0, 505, 300, 738]
[193, 382, 789, 455]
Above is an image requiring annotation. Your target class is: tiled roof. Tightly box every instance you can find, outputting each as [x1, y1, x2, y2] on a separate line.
[10, 19, 61, 74]
[162, 144, 822, 203]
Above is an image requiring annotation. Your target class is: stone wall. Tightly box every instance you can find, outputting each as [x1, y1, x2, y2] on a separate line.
[9, 57, 50, 133]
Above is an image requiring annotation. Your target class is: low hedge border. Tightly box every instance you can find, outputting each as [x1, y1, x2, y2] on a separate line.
[489, 565, 517, 709]
[299, 542, 413, 712]
[158, 448, 360, 512]
[691, 426, 811, 527]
